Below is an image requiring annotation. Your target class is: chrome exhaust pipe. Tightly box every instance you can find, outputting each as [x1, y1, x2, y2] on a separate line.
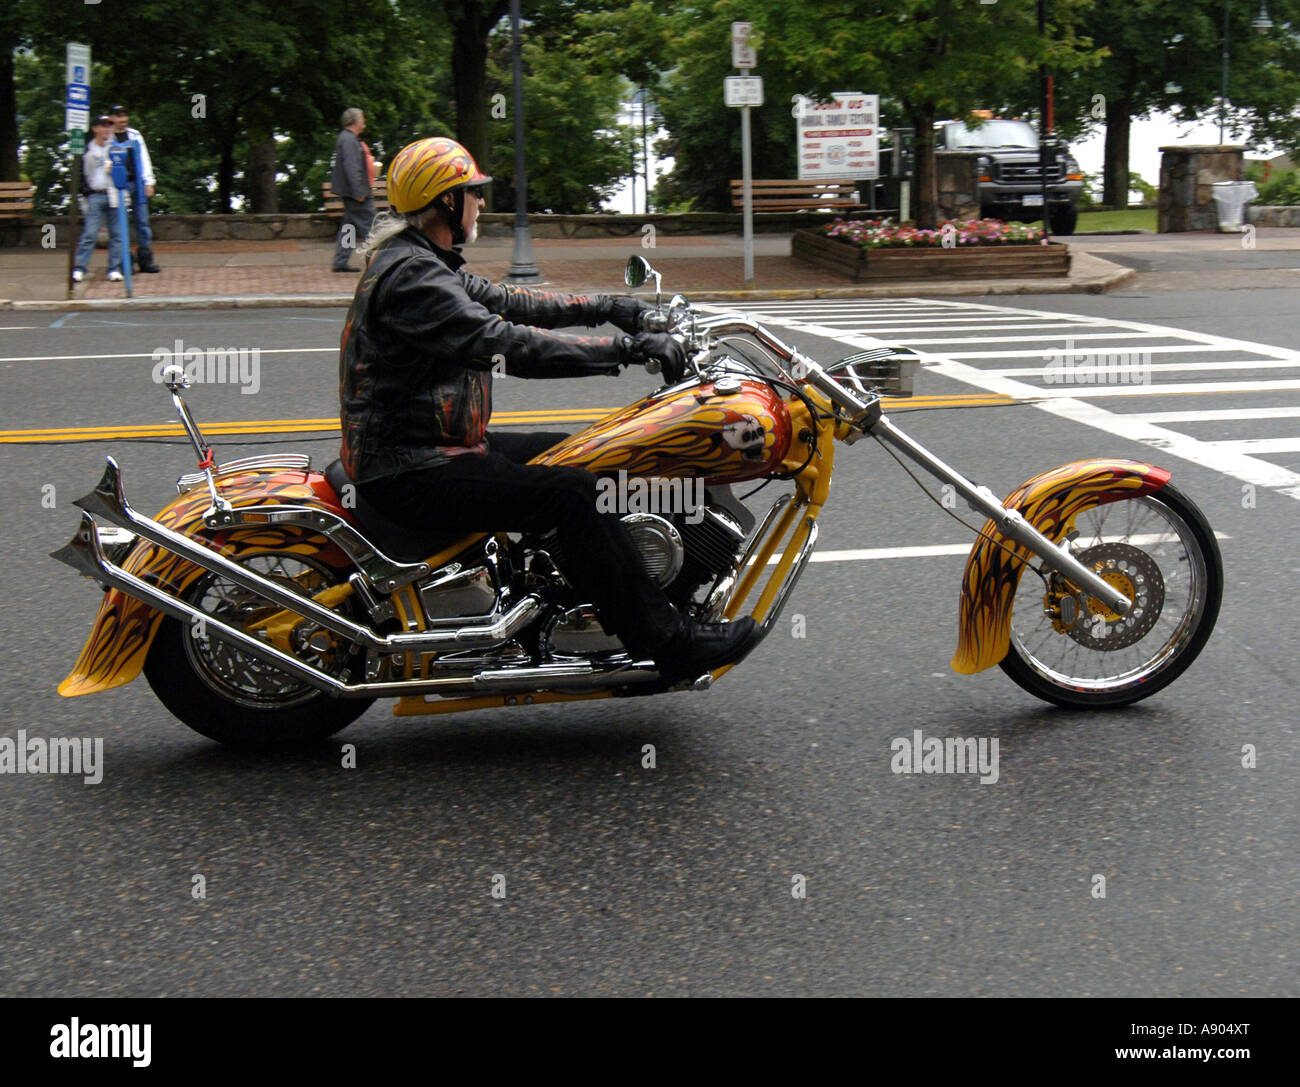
[54, 513, 671, 700]
[56, 513, 352, 696]
[73, 457, 541, 655]
[473, 659, 662, 691]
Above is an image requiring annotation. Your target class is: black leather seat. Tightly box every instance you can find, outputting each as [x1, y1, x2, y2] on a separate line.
[323, 459, 467, 564]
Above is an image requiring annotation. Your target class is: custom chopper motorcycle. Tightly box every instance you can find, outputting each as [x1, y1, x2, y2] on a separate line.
[53, 256, 1222, 746]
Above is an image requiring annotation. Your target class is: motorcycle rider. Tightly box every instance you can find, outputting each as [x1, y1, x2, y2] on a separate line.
[338, 136, 758, 680]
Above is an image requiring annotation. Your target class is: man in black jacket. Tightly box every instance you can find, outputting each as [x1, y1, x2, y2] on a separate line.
[338, 136, 757, 680]
[331, 108, 376, 272]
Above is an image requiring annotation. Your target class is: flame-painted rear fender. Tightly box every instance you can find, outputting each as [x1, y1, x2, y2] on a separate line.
[951, 459, 1171, 675]
[58, 469, 351, 698]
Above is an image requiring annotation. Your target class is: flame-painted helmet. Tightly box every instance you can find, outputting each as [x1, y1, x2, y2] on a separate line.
[387, 137, 492, 215]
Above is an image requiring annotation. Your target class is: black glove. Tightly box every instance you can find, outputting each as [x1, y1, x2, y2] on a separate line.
[607, 295, 656, 334]
[621, 332, 688, 384]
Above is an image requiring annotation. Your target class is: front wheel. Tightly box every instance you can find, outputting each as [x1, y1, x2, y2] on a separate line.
[144, 551, 375, 746]
[999, 483, 1222, 708]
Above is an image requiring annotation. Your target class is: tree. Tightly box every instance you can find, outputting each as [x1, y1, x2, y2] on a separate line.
[11, 0, 433, 213]
[442, 0, 510, 172]
[486, 29, 635, 212]
[1049, 2, 1300, 208]
[766, 0, 1100, 228]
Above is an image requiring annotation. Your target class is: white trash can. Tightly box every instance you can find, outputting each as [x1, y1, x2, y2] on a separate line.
[1211, 180, 1258, 232]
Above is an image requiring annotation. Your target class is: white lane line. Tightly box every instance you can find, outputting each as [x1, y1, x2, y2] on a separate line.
[922, 355, 1300, 498]
[771, 531, 1231, 564]
[0, 326, 38, 331]
[941, 344, 1269, 359]
[700, 303, 1300, 502]
[889, 298, 1300, 363]
[1001, 379, 1300, 398]
[830, 317, 1092, 328]
[900, 331, 1172, 346]
[1206, 437, 1300, 455]
[1120, 407, 1300, 423]
[0, 347, 336, 363]
[988, 359, 1300, 377]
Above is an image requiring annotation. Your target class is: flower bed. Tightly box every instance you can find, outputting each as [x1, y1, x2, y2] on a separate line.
[792, 217, 1069, 281]
[824, 217, 1046, 249]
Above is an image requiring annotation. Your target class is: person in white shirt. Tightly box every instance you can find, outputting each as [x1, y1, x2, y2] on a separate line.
[72, 116, 125, 283]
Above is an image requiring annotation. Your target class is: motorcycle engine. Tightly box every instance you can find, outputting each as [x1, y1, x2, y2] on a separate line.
[536, 486, 754, 657]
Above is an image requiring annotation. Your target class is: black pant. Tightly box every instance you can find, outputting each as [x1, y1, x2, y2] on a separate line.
[359, 431, 682, 658]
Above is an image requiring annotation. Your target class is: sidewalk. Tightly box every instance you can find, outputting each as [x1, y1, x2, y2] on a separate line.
[2, 227, 1298, 311]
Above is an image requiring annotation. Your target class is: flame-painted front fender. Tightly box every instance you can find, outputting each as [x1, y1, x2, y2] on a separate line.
[951, 459, 1171, 675]
[58, 468, 350, 698]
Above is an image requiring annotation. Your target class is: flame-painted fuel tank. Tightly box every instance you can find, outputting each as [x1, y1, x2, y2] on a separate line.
[531, 379, 792, 485]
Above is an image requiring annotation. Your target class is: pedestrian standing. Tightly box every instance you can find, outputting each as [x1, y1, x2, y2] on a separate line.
[108, 105, 161, 273]
[72, 116, 125, 283]
[331, 108, 376, 272]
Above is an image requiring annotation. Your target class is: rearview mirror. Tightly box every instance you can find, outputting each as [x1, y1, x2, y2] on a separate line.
[625, 255, 653, 288]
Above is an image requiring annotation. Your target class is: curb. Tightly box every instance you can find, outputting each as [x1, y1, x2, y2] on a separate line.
[3, 258, 1137, 311]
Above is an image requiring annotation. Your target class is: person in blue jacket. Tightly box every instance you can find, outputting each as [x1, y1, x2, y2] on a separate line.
[108, 105, 161, 273]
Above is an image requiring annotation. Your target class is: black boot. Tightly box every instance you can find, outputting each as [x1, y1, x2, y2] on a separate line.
[655, 616, 761, 682]
[137, 246, 161, 273]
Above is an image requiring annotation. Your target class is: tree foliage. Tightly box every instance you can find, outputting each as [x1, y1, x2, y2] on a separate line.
[8, 0, 1300, 221]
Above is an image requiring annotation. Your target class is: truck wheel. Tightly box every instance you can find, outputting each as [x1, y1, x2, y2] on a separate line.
[1049, 206, 1078, 235]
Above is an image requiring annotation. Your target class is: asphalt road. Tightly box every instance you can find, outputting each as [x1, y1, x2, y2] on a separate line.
[0, 287, 1295, 997]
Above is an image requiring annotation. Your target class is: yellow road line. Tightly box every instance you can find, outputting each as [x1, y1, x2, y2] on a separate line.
[7, 385, 1286, 444]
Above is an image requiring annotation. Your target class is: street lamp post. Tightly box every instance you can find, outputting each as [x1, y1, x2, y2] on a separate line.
[505, 0, 543, 284]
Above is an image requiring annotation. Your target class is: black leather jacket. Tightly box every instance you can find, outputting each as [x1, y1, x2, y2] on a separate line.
[339, 227, 626, 483]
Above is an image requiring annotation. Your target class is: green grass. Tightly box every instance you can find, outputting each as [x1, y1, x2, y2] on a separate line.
[1075, 208, 1157, 233]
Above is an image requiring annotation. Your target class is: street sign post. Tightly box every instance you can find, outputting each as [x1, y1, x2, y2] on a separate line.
[731, 22, 756, 68]
[727, 23, 761, 288]
[723, 76, 764, 107]
[66, 43, 90, 294]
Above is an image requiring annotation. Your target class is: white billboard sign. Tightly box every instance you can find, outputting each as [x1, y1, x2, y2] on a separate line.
[797, 93, 879, 181]
[725, 76, 764, 108]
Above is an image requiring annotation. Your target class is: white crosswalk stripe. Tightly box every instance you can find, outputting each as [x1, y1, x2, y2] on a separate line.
[699, 298, 1300, 502]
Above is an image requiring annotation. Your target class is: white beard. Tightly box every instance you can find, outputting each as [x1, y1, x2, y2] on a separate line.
[463, 223, 478, 245]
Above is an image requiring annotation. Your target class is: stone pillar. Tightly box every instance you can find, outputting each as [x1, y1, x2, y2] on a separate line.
[935, 152, 981, 221]
[1158, 145, 1243, 232]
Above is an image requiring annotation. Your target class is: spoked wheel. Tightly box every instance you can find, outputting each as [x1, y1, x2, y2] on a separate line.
[144, 551, 374, 746]
[999, 483, 1222, 708]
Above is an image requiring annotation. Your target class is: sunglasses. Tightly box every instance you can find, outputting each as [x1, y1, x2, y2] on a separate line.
[464, 186, 486, 200]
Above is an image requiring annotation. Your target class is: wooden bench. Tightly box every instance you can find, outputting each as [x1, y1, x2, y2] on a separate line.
[323, 178, 389, 217]
[0, 181, 36, 245]
[730, 178, 864, 212]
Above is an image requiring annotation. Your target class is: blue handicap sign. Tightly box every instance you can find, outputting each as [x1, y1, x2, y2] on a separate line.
[72, 65, 87, 84]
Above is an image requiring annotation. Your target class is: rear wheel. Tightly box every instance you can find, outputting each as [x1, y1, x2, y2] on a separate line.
[999, 484, 1222, 708]
[144, 552, 374, 746]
